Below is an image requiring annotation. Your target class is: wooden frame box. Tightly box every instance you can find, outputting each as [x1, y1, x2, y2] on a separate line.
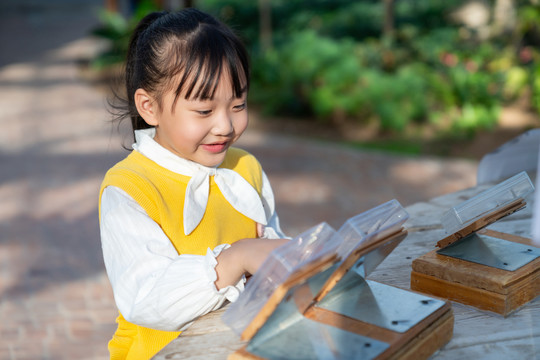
[411, 174, 540, 316]
[411, 227, 540, 316]
[230, 227, 454, 360]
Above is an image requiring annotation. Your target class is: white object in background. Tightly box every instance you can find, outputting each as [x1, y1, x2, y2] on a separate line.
[532, 144, 540, 247]
[477, 129, 540, 185]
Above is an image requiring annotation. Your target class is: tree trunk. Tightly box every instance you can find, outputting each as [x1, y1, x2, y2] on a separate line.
[259, 0, 272, 51]
[492, 0, 516, 37]
[383, 0, 394, 41]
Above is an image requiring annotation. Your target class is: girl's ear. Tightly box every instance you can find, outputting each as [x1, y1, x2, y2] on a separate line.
[134, 88, 159, 126]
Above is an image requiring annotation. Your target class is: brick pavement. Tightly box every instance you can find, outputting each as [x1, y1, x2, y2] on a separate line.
[0, 1, 478, 359]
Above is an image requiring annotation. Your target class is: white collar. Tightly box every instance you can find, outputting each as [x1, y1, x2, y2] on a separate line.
[133, 128, 267, 235]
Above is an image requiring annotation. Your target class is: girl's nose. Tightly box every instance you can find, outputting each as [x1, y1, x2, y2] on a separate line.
[212, 111, 234, 136]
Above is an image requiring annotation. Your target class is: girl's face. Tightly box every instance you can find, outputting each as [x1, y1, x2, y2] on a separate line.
[142, 72, 249, 167]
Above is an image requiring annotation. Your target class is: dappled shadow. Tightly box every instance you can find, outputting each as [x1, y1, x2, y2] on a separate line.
[0, 0, 104, 68]
[0, 150, 125, 301]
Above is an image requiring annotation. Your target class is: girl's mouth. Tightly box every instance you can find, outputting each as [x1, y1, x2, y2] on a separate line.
[202, 142, 228, 153]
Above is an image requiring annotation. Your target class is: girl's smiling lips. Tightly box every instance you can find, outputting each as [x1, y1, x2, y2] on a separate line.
[201, 141, 229, 153]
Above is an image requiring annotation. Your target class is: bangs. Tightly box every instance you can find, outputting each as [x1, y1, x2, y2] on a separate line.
[167, 24, 249, 105]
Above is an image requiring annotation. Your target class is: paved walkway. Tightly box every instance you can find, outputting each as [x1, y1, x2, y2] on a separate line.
[0, 1, 478, 359]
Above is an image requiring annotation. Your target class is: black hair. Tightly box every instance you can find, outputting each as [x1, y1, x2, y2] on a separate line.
[116, 8, 250, 135]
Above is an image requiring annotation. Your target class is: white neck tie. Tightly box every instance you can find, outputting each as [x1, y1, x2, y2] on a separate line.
[134, 129, 267, 235]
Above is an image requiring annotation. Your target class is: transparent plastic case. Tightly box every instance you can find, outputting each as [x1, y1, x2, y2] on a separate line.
[441, 171, 534, 234]
[222, 199, 409, 336]
[335, 199, 409, 259]
[222, 222, 341, 336]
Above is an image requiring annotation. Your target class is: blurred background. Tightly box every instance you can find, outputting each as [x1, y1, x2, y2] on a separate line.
[0, 0, 538, 359]
[95, 0, 540, 156]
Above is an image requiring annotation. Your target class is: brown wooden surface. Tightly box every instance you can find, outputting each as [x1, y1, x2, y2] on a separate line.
[412, 227, 540, 316]
[411, 248, 540, 294]
[388, 309, 454, 360]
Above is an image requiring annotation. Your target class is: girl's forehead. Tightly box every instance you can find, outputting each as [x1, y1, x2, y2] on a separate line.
[172, 64, 247, 100]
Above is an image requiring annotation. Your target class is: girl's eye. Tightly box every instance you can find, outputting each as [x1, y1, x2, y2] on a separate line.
[196, 110, 212, 116]
[233, 103, 247, 111]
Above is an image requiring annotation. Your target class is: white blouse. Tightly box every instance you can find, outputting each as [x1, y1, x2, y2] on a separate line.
[100, 129, 286, 332]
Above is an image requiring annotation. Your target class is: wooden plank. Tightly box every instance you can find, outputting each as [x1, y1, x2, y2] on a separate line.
[448, 298, 540, 349]
[387, 309, 454, 360]
[412, 249, 540, 294]
[411, 220, 540, 317]
[432, 336, 540, 360]
[152, 308, 247, 360]
[411, 270, 509, 315]
[411, 261, 540, 316]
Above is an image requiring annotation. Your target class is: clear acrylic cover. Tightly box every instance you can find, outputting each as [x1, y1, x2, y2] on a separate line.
[222, 199, 409, 337]
[441, 171, 534, 234]
[335, 199, 409, 258]
[222, 222, 340, 336]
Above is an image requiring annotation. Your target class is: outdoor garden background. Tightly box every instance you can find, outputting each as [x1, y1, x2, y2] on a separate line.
[92, 0, 540, 158]
[1, 0, 539, 359]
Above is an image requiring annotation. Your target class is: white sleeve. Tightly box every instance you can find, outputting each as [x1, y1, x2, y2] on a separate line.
[260, 170, 290, 239]
[99, 186, 246, 332]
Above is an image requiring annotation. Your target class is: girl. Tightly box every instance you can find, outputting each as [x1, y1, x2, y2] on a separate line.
[99, 8, 288, 360]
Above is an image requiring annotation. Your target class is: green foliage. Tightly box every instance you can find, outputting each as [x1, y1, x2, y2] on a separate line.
[452, 103, 500, 134]
[90, 0, 540, 134]
[200, 0, 526, 134]
[505, 67, 528, 99]
[90, 0, 160, 69]
[250, 24, 507, 133]
[518, 4, 540, 114]
[251, 30, 361, 117]
[251, 30, 433, 131]
[533, 64, 540, 113]
[91, 10, 130, 68]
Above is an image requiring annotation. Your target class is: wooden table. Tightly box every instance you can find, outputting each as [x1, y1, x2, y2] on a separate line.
[153, 183, 540, 359]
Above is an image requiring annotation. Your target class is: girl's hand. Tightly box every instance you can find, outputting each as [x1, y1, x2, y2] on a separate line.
[214, 237, 289, 290]
[256, 223, 265, 237]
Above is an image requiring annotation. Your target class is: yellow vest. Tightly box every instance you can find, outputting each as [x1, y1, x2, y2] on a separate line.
[99, 147, 262, 360]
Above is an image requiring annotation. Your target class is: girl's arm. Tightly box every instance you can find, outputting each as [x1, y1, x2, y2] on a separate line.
[214, 169, 290, 288]
[100, 186, 251, 331]
[214, 237, 289, 289]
